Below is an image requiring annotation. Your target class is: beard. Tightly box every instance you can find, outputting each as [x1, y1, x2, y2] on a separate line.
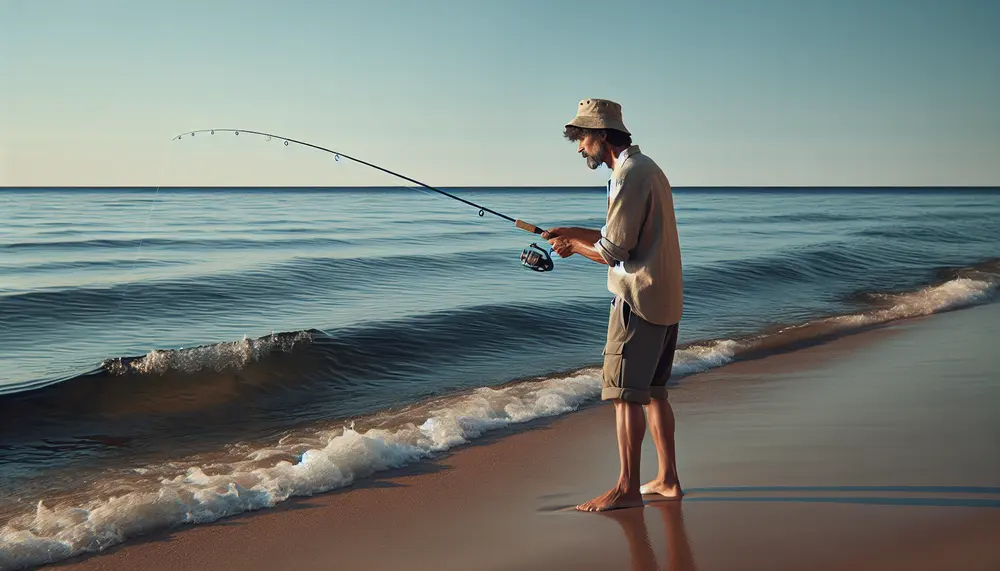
[581, 146, 604, 170]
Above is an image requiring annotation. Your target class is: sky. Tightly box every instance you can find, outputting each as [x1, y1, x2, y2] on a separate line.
[2, 0, 999, 187]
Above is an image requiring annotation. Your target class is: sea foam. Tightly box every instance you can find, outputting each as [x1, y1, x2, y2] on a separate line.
[1, 369, 596, 569]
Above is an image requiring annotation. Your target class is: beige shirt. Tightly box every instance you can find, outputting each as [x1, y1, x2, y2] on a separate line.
[595, 145, 683, 326]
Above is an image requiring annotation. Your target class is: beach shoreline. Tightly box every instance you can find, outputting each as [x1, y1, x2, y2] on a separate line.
[27, 301, 1000, 571]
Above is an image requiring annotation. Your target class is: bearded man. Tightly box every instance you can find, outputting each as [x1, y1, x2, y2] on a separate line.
[544, 98, 684, 512]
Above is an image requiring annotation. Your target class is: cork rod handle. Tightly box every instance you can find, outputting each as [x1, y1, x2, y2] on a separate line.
[515, 219, 544, 235]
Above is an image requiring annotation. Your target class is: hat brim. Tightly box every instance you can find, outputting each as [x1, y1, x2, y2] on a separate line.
[565, 115, 630, 135]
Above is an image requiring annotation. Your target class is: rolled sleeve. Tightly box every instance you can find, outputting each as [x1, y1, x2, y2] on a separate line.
[599, 173, 650, 264]
[597, 235, 630, 264]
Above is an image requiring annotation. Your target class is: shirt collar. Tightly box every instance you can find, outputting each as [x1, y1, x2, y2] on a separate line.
[608, 145, 640, 192]
[617, 145, 640, 165]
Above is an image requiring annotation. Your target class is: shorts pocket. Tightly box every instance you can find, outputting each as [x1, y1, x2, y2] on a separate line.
[620, 299, 631, 330]
[602, 340, 625, 389]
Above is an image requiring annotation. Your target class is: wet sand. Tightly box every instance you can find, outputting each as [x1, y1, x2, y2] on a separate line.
[47, 302, 1000, 571]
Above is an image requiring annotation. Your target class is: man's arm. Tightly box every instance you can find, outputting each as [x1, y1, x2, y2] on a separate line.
[543, 226, 608, 265]
[545, 172, 651, 266]
[541, 226, 601, 242]
[568, 236, 609, 264]
[595, 172, 650, 265]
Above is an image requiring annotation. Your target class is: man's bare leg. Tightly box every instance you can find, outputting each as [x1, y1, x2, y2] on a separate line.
[576, 399, 647, 512]
[639, 397, 683, 499]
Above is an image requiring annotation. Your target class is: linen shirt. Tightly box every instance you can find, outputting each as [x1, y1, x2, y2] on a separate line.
[595, 145, 683, 326]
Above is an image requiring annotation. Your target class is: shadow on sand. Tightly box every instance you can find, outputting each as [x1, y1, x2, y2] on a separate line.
[600, 501, 699, 571]
[587, 484, 1000, 571]
[682, 485, 1000, 508]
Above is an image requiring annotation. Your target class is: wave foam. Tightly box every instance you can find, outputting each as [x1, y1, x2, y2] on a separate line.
[102, 331, 313, 376]
[0, 369, 600, 570]
[835, 277, 995, 330]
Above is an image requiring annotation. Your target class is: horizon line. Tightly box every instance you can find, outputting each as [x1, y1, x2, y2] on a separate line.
[3, 185, 1000, 190]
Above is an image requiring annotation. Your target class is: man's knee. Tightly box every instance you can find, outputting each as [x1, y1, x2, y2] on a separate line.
[601, 386, 651, 405]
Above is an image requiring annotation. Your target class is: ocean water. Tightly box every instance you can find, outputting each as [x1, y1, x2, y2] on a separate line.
[1, 186, 999, 569]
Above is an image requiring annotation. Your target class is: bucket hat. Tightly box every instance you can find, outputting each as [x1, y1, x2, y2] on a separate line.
[565, 98, 630, 135]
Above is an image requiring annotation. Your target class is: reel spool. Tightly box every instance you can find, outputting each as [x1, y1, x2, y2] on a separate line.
[520, 243, 555, 272]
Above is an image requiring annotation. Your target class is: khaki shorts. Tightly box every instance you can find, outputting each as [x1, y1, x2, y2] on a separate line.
[602, 296, 679, 405]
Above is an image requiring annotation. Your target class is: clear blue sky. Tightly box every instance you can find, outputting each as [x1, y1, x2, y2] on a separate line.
[3, 0, 998, 187]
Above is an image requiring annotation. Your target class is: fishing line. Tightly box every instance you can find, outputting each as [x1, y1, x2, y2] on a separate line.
[113, 142, 176, 316]
[172, 128, 558, 272]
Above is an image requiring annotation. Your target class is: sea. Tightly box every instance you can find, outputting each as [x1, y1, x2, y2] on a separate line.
[1, 186, 999, 569]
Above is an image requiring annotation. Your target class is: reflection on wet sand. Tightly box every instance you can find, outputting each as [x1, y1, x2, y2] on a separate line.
[601, 502, 698, 571]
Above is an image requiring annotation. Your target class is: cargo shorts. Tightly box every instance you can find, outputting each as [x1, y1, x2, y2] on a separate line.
[602, 296, 679, 405]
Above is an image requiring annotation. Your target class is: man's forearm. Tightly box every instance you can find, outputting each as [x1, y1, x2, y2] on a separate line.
[569, 228, 607, 264]
[545, 226, 610, 264]
[564, 227, 602, 244]
[572, 235, 609, 265]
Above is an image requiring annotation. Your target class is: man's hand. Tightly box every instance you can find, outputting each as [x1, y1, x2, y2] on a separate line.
[542, 226, 609, 264]
[544, 227, 585, 258]
[542, 226, 608, 264]
[548, 236, 576, 258]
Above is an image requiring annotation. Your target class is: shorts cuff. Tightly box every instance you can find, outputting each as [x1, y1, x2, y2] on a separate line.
[601, 387, 651, 405]
[649, 386, 669, 400]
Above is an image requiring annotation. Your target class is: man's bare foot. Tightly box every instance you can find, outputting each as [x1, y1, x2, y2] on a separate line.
[639, 479, 683, 499]
[576, 486, 645, 512]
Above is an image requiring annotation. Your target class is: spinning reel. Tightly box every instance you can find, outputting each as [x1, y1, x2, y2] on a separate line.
[520, 243, 555, 272]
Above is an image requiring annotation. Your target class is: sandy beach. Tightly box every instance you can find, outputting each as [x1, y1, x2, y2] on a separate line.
[40, 301, 1000, 571]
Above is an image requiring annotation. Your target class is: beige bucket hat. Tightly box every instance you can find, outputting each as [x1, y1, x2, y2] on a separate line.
[565, 98, 630, 135]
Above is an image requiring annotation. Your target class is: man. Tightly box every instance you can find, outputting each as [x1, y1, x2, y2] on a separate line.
[544, 98, 684, 512]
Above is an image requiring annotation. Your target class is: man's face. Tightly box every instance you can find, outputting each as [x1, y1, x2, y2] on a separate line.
[577, 132, 606, 170]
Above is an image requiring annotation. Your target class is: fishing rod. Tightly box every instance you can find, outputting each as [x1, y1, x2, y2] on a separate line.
[172, 128, 556, 272]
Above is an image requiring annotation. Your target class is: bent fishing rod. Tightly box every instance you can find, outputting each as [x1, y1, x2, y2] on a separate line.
[173, 128, 551, 233]
[173, 128, 557, 272]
